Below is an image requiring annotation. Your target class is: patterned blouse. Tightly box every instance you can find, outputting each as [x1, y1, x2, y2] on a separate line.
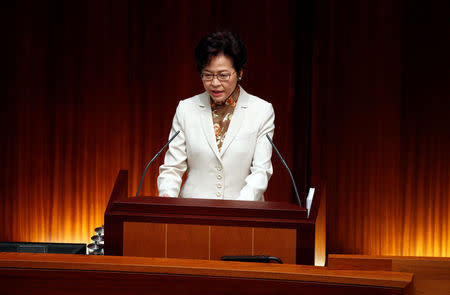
[210, 87, 240, 152]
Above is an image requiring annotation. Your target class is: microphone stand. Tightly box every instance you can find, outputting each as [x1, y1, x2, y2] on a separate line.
[266, 134, 302, 207]
[135, 130, 180, 197]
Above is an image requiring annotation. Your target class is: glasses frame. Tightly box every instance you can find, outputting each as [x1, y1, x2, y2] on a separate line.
[200, 71, 236, 82]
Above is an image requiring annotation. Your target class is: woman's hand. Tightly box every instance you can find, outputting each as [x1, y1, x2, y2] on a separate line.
[162, 194, 172, 197]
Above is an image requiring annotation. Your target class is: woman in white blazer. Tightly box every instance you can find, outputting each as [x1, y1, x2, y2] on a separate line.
[157, 31, 274, 201]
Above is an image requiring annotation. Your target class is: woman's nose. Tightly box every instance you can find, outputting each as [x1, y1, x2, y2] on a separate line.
[211, 76, 221, 86]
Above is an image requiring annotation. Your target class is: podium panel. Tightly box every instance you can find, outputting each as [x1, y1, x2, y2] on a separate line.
[123, 222, 166, 257]
[254, 227, 297, 262]
[210, 226, 253, 260]
[123, 222, 296, 263]
[167, 224, 209, 259]
[105, 170, 322, 265]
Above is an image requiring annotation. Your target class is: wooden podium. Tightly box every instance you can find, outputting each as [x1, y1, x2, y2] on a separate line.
[104, 170, 322, 265]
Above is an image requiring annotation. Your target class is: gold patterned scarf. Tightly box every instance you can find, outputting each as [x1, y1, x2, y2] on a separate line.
[210, 87, 240, 152]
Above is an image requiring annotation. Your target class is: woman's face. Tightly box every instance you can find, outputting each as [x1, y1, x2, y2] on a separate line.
[201, 54, 242, 104]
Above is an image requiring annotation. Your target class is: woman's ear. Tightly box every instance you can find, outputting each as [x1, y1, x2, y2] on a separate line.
[238, 70, 243, 81]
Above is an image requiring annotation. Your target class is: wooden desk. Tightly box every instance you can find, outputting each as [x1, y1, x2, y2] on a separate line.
[328, 254, 450, 295]
[0, 252, 412, 295]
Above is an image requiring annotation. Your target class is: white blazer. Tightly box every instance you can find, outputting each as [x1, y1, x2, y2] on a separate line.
[157, 87, 274, 201]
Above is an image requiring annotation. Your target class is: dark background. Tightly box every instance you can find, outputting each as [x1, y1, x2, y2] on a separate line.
[2, 0, 449, 258]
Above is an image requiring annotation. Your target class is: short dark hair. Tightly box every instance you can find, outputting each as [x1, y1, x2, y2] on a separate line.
[195, 31, 247, 72]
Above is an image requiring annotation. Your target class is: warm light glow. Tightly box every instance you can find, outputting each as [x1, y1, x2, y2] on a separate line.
[2, 0, 448, 264]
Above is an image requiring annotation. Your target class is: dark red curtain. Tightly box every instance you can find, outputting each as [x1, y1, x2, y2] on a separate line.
[1, 0, 448, 258]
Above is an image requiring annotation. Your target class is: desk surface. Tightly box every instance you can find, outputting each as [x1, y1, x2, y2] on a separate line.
[0, 252, 412, 289]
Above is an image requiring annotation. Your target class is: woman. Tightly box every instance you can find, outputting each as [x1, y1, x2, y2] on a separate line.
[157, 31, 274, 201]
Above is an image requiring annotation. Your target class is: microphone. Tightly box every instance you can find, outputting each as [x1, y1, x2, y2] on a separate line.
[266, 134, 303, 207]
[221, 255, 282, 264]
[135, 130, 181, 197]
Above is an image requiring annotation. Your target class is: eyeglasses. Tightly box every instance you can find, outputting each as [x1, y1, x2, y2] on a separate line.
[200, 71, 236, 82]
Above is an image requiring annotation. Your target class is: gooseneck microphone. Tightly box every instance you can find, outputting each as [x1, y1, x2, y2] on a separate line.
[135, 130, 181, 197]
[266, 134, 303, 207]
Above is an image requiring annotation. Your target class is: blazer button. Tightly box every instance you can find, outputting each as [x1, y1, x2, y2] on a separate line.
[216, 192, 221, 197]
[216, 166, 222, 171]
[216, 183, 222, 188]
[217, 174, 222, 180]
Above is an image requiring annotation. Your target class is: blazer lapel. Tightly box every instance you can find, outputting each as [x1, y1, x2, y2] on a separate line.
[198, 92, 222, 161]
[219, 87, 249, 157]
